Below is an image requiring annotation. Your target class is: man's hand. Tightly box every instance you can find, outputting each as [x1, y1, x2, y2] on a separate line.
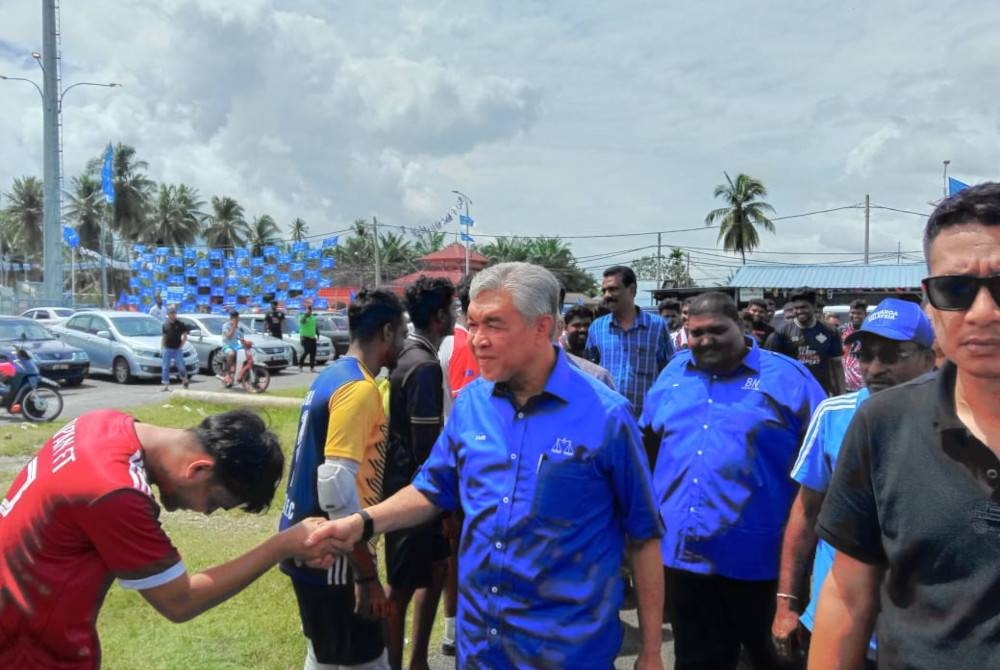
[634, 650, 664, 670]
[771, 601, 803, 662]
[281, 517, 345, 568]
[304, 514, 363, 554]
[354, 579, 392, 620]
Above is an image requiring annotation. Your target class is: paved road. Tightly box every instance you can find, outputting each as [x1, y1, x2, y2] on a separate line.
[58, 365, 315, 419]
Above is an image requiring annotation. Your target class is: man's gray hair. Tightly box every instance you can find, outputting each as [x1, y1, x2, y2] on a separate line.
[470, 262, 560, 336]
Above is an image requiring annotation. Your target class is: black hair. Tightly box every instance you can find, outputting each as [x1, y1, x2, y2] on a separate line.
[788, 287, 817, 304]
[228, 310, 239, 318]
[564, 304, 594, 324]
[747, 298, 768, 310]
[924, 182, 1000, 258]
[603, 265, 637, 288]
[455, 274, 474, 314]
[192, 409, 284, 514]
[405, 276, 455, 329]
[658, 298, 681, 313]
[687, 291, 740, 323]
[348, 289, 404, 342]
[849, 299, 868, 310]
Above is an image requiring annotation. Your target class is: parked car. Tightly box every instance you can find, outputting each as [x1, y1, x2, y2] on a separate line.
[243, 315, 333, 367]
[51, 311, 198, 383]
[176, 313, 291, 374]
[20, 307, 75, 327]
[0, 316, 90, 386]
[312, 311, 349, 356]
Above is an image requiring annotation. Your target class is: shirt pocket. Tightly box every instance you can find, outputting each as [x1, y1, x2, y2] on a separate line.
[532, 459, 605, 525]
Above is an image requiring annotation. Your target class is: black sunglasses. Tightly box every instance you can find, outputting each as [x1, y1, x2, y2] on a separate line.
[923, 274, 1000, 311]
[855, 342, 922, 365]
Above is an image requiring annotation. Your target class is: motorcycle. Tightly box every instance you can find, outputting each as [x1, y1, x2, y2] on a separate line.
[0, 347, 64, 422]
[211, 338, 270, 393]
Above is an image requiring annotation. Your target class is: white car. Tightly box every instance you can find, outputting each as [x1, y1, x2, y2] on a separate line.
[21, 307, 75, 327]
[243, 315, 333, 368]
[176, 314, 292, 373]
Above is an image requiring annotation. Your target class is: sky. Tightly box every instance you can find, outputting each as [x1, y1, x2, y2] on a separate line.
[2, 1, 997, 285]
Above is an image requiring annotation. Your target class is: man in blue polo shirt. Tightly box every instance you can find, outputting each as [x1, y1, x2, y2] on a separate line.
[585, 265, 673, 417]
[641, 291, 825, 670]
[770, 298, 935, 667]
[307, 262, 666, 669]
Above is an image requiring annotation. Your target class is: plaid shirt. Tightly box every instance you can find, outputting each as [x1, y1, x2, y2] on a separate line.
[585, 307, 673, 416]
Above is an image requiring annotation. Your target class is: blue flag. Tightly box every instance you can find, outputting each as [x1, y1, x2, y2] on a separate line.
[101, 142, 116, 204]
[460, 232, 474, 243]
[948, 177, 970, 196]
[62, 226, 80, 248]
[459, 214, 474, 227]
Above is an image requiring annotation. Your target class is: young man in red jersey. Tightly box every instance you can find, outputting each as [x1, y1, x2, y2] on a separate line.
[0, 408, 334, 670]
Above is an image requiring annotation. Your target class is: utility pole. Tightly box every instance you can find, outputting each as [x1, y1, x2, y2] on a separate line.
[864, 194, 870, 264]
[372, 216, 382, 288]
[41, 0, 61, 305]
[100, 202, 110, 308]
[943, 160, 950, 199]
[655, 232, 662, 287]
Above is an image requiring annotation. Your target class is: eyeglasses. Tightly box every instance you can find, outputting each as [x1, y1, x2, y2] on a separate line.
[855, 342, 922, 365]
[923, 274, 1000, 311]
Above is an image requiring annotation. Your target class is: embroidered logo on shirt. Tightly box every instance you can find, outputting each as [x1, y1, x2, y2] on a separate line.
[474, 434, 487, 441]
[551, 437, 574, 455]
[742, 377, 761, 391]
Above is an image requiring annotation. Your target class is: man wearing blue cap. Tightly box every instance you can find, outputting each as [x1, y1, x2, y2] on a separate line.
[770, 298, 935, 668]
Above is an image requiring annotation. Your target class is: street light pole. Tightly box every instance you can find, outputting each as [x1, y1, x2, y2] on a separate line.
[451, 189, 472, 276]
[41, 0, 61, 306]
[943, 160, 951, 199]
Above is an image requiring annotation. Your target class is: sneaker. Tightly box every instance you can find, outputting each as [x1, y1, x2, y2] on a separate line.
[160, 385, 170, 392]
[441, 642, 456, 657]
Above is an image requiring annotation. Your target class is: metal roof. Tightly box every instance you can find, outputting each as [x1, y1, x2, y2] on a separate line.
[729, 263, 926, 289]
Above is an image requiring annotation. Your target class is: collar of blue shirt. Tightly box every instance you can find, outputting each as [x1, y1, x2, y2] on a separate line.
[682, 335, 762, 377]
[610, 305, 653, 331]
[490, 345, 576, 407]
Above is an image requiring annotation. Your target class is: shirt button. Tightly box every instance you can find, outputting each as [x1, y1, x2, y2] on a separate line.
[697, 450, 703, 456]
[693, 478, 699, 484]
[702, 424, 709, 430]
[689, 506, 696, 512]
[491, 586, 499, 594]
[988, 469, 999, 480]
[707, 399, 713, 404]
[510, 453, 517, 461]
[490, 628, 498, 636]
[502, 496, 510, 504]
[495, 541, 503, 550]
[517, 412, 524, 419]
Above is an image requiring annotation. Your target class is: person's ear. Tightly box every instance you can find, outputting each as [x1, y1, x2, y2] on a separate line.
[185, 458, 215, 481]
[382, 322, 394, 343]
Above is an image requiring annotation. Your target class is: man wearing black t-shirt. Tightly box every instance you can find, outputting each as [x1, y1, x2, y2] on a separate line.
[264, 300, 285, 339]
[746, 298, 774, 346]
[160, 306, 190, 390]
[765, 288, 844, 396]
[382, 276, 455, 670]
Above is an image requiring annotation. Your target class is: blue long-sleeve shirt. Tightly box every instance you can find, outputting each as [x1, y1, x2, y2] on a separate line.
[640, 338, 825, 580]
[412, 347, 662, 668]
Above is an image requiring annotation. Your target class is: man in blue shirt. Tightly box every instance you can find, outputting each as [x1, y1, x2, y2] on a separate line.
[641, 291, 825, 670]
[771, 298, 935, 668]
[585, 265, 673, 417]
[307, 262, 666, 669]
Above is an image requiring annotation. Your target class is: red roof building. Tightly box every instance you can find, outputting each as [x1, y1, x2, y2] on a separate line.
[388, 242, 488, 292]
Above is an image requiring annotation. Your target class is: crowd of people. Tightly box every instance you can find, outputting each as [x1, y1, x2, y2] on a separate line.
[2, 182, 999, 670]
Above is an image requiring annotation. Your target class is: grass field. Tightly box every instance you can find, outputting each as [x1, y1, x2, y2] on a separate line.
[0, 394, 422, 670]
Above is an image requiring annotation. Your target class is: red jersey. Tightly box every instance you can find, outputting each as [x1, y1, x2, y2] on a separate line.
[0, 410, 181, 669]
[447, 325, 479, 399]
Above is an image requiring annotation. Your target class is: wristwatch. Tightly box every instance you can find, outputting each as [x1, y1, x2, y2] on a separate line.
[357, 509, 374, 542]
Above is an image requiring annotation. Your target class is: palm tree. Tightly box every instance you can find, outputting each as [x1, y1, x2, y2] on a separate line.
[87, 143, 155, 242]
[247, 214, 281, 256]
[289, 217, 309, 243]
[145, 183, 205, 249]
[2, 176, 44, 261]
[704, 172, 776, 264]
[479, 236, 532, 264]
[203, 196, 249, 253]
[412, 229, 446, 257]
[377, 231, 417, 279]
[63, 174, 104, 252]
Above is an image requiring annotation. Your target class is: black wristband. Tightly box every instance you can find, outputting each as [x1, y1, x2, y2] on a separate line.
[357, 509, 374, 542]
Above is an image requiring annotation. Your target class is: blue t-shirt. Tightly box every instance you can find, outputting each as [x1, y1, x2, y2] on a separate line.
[790, 387, 876, 655]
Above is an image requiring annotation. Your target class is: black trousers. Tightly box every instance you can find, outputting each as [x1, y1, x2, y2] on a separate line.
[666, 568, 790, 670]
[300, 336, 317, 369]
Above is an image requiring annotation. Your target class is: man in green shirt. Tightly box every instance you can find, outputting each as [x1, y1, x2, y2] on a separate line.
[299, 304, 319, 372]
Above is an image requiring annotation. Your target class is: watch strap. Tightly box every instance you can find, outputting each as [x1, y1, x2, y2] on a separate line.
[358, 509, 374, 542]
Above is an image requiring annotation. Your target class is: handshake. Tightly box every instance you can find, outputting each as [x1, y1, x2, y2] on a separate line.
[280, 514, 365, 568]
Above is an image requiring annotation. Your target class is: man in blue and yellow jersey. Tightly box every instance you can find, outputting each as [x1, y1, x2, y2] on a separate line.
[280, 289, 407, 670]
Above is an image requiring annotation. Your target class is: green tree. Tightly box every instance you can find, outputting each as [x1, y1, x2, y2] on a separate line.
[63, 174, 104, 252]
[289, 217, 309, 243]
[704, 172, 776, 264]
[479, 236, 595, 293]
[412, 229, 446, 257]
[2, 176, 44, 261]
[377, 230, 417, 279]
[204, 196, 249, 253]
[478, 236, 532, 264]
[632, 248, 695, 287]
[144, 183, 205, 249]
[247, 214, 281, 256]
[87, 143, 155, 241]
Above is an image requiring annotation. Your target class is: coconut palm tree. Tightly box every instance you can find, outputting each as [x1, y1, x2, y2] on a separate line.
[289, 217, 309, 243]
[479, 236, 532, 264]
[704, 172, 776, 264]
[2, 176, 44, 261]
[203, 196, 249, 254]
[412, 229, 446, 257]
[145, 183, 206, 249]
[63, 174, 104, 252]
[247, 214, 281, 256]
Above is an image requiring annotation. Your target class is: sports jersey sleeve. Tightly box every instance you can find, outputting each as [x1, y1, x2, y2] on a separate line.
[325, 379, 383, 462]
[76, 489, 184, 590]
[815, 408, 887, 565]
[412, 396, 461, 512]
[790, 405, 833, 492]
[406, 363, 444, 464]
